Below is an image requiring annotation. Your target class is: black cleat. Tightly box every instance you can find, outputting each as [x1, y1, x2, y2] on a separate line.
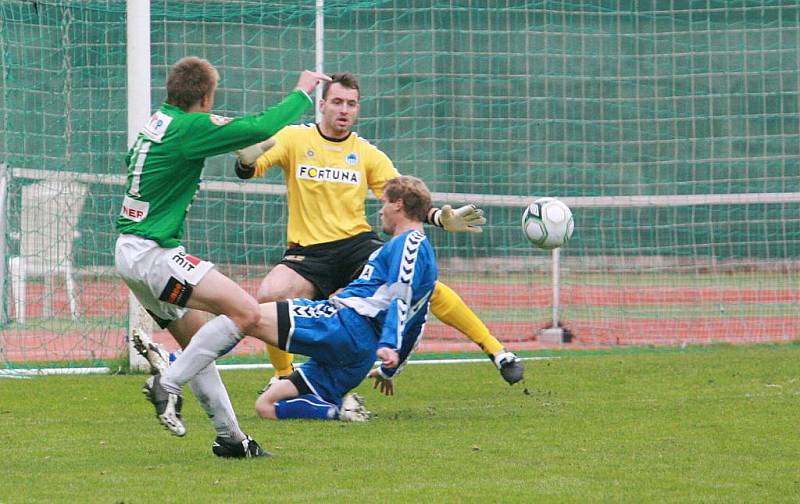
[143, 374, 186, 436]
[212, 435, 271, 458]
[493, 351, 525, 385]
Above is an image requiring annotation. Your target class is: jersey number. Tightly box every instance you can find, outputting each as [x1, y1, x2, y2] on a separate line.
[128, 138, 151, 197]
[359, 264, 374, 280]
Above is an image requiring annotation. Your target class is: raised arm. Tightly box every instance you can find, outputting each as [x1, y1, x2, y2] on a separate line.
[426, 204, 486, 233]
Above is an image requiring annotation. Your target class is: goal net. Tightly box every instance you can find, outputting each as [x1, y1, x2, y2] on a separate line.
[1, 1, 798, 368]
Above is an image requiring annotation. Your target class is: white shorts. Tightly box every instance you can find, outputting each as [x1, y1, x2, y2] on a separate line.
[114, 234, 215, 327]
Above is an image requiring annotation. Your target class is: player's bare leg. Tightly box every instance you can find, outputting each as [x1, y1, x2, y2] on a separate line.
[162, 300, 281, 397]
[255, 378, 300, 419]
[158, 270, 261, 394]
[255, 370, 369, 422]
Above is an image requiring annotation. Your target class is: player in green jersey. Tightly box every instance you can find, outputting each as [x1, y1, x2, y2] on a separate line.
[114, 56, 330, 458]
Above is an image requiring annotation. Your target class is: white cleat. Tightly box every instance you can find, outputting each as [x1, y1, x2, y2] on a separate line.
[339, 393, 370, 422]
[143, 374, 186, 437]
[132, 329, 170, 374]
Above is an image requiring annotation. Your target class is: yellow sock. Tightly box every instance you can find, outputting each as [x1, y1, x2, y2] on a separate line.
[430, 281, 504, 356]
[266, 344, 295, 378]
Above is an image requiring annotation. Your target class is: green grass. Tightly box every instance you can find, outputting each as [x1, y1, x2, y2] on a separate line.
[1, 344, 799, 502]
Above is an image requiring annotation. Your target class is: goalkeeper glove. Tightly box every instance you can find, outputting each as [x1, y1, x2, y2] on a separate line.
[428, 204, 486, 233]
[233, 138, 276, 179]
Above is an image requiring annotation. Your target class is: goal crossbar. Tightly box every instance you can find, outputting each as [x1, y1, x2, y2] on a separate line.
[12, 167, 800, 209]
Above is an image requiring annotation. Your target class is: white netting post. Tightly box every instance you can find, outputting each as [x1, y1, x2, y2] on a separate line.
[0, 163, 8, 328]
[314, 0, 324, 122]
[539, 248, 565, 343]
[126, 0, 152, 371]
[551, 247, 561, 329]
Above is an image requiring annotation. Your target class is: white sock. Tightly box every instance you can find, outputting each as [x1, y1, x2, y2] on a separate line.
[162, 314, 242, 393]
[189, 363, 245, 442]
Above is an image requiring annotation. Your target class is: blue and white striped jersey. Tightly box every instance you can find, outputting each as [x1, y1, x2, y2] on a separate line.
[332, 229, 437, 377]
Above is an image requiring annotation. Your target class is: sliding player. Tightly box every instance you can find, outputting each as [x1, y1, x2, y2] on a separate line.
[234, 72, 524, 391]
[151, 176, 437, 426]
[115, 56, 329, 457]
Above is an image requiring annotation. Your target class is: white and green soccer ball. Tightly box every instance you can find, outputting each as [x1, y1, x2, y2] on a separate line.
[522, 197, 574, 250]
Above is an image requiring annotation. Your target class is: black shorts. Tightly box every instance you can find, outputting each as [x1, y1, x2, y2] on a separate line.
[279, 231, 384, 299]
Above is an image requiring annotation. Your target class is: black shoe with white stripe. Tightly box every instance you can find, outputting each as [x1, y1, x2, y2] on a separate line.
[212, 435, 271, 458]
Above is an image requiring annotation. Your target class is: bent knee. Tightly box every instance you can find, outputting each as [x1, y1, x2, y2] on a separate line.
[257, 283, 304, 304]
[257, 268, 317, 303]
[228, 298, 261, 334]
[256, 285, 282, 304]
[255, 399, 278, 420]
[236, 310, 261, 334]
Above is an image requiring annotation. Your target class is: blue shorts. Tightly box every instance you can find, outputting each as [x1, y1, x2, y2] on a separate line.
[276, 299, 378, 405]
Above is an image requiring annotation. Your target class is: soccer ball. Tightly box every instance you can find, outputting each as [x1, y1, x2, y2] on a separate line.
[522, 197, 574, 250]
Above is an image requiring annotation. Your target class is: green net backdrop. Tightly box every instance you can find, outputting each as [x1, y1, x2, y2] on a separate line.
[1, 1, 798, 366]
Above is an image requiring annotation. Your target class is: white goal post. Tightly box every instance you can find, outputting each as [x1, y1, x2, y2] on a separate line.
[126, 0, 153, 371]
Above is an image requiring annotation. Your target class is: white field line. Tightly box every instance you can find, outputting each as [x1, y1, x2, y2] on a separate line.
[0, 356, 553, 376]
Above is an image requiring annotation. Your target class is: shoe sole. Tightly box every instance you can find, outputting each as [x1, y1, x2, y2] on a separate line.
[133, 330, 170, 374]
[142, 378, 186, 437]
[501, 362, 524, 385]
[131, 330, 148, 356]
[158, 410, 186, 437]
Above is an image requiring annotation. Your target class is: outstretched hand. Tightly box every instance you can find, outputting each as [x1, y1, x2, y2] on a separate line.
[236, 138, 276, 166]
[439, 204, 486, 233]
[294, 70, 332, 95]
[368, 368, 395, 396]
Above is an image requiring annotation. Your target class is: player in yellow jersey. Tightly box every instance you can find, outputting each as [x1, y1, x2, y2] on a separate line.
[235, 72, 523, 390]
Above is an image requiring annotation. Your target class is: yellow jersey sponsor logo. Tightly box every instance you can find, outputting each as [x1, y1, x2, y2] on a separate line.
[297, 164, 360, 185]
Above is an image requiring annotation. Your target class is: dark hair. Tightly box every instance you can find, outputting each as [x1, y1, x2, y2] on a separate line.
[383, 176, 432, 222]
[322, 72, 360, 99]
[166, 57, 219, 110]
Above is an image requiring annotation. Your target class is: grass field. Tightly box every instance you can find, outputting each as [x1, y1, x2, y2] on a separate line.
[1, 343, 799, 503]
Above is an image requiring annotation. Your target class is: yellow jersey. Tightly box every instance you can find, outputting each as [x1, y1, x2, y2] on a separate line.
[253, 123, 400, 246]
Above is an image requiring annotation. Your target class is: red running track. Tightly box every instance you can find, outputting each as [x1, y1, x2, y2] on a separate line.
[2, 279, 797, 362]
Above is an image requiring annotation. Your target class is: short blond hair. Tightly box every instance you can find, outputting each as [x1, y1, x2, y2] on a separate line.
[383, 176, 432, 222]
[166, 57, 219, 110]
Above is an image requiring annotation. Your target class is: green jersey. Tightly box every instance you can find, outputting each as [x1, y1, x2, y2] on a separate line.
[116, 90, 311, 248]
